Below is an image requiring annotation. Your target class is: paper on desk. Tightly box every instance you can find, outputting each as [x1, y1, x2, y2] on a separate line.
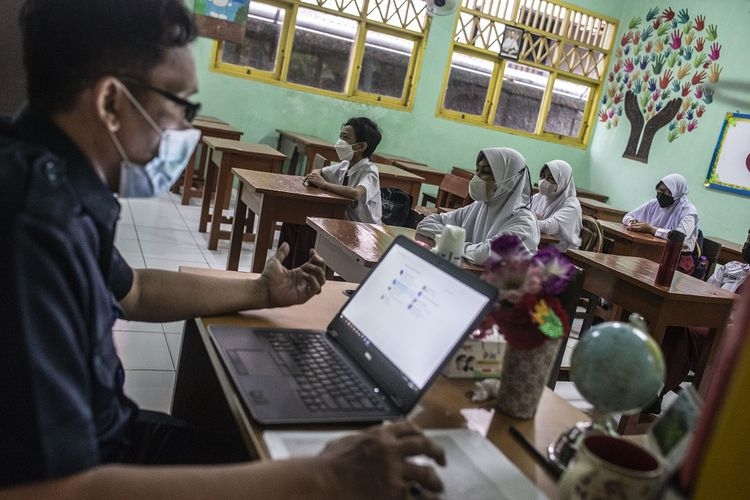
[263, 428, 548, 500]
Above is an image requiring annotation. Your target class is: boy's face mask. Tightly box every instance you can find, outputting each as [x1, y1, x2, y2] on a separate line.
[334, 139, 356, 162]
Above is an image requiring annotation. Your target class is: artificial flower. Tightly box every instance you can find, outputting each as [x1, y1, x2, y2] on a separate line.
[477, 234, 575, 350]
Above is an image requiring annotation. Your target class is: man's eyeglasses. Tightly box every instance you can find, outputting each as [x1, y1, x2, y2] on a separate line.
[119, 77, 202, 123]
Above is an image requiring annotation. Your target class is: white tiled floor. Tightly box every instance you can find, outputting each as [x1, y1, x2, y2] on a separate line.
[113, 191, 591, 414]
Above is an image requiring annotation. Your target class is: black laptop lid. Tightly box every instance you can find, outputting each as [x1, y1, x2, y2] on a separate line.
[327, 236, 497, 412]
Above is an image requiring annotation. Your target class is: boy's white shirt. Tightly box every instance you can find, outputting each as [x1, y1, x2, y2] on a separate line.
[321, 158, 382, 224]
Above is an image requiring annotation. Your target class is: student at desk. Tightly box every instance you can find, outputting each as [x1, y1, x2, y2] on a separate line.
[279, 117, 383, 269]
[416, 147, 539, 264]
[623, 173, 699, 274]
[530, 160, 582, 252]
[0, 2, 445, 498]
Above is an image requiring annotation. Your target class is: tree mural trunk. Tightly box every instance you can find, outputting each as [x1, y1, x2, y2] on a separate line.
[635, 98, 683, 161]
[623, 91, 643, 158]
[621, 92, 683, 163]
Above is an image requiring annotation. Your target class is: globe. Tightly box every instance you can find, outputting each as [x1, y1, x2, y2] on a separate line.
[571, 320, 665, 414]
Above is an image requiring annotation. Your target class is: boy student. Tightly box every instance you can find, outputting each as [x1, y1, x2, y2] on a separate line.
[279, 117, 383, 268]
[0, 1, 446, 498]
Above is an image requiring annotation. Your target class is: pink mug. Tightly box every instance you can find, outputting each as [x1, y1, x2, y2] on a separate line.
[559, 434, 665, 500]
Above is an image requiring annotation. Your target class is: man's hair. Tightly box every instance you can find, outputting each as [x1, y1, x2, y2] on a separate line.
[20, 0, 197, 114]
[343, 117, 382, 158]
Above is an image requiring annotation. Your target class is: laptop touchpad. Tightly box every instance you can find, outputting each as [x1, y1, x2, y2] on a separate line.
[228, 349, 282, 376]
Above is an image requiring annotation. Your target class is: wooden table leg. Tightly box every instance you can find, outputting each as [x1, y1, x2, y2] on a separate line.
[252, 209, 274, 273]
[199, 158, 217, 233]
[226, 183, 248, 271]
[208, 162, 232, 250]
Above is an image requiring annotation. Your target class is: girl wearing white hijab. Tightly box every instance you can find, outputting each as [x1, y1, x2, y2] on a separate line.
[530, 160, 582, 252]
[623, 173, 699, 273]
[416, 147, 540, 264]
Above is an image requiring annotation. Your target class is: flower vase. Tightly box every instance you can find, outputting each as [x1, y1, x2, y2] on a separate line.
[496, 338, 561, 419]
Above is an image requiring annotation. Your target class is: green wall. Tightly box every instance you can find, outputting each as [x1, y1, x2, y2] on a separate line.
[588, 0, 750, 241]
[193, 0, 623, 195]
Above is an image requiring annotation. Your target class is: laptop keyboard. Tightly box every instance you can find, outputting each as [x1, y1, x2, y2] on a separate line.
[262, 331, 389, 414]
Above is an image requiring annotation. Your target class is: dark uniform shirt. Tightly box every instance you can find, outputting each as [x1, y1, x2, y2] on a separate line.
[0, 107, 136, 486]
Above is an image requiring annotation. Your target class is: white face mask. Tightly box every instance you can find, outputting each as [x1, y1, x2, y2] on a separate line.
[110, 83, 201, 198]
[538, 179, 558, 197]
[334, 138, 355, 162]
[469, 175, 495, 202]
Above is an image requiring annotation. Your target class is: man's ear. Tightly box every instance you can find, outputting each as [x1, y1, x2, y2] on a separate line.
[94, 77, 125, 134]
[355, 141, 367, 154]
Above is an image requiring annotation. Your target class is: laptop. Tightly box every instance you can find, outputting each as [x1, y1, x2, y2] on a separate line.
[209, 235, 498, 424]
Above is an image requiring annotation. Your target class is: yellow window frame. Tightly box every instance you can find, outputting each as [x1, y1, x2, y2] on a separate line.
[210, 0, 429, 111]
[437, 0, 617, 147]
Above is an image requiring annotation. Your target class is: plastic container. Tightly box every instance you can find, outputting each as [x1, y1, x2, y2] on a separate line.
[694, 255, 709, 280]
[655, 230, 685, 287]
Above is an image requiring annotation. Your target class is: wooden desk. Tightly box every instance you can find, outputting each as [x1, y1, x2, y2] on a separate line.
[531, 185, 609, 203]
[392, 159, 446, 187]
[174, 119, 244, 205]
[707, 236, 743, 265]
[307, 217, 484, 282]
[276, 129, 338, 176]
[171, 271, 587, 499]
[375, 163, 424, 208]
[227, 170, 351, 272]
[198, 138, 286, 251]
[194, 115, 228, 124]
[566, 251, 736, 405]
[579, 198, 627, 223]
[371, 152, 426, 167]
[598, 220, 666, 263]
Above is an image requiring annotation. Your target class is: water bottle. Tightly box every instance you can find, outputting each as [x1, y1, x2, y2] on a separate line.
[655, 230, 685, 287]
[694, 255, 709, 280]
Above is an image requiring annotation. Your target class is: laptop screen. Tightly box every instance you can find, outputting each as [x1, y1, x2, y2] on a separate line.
[338, 241, 492, 389]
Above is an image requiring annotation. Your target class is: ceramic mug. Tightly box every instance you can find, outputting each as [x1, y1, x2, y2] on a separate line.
[558, 434, 665, 500]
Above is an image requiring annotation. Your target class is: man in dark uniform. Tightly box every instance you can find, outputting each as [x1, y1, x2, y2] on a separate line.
[0, 1, 445, 498]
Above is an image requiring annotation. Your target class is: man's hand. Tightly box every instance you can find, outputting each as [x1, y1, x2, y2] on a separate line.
[305, 171, 327, 189]
[260, 243, 326, 307]
[626, 221, 656, 235]
[320, 421, 446, 500]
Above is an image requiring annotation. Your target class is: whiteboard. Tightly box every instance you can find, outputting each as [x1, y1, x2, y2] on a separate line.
[705, 112, 750, 196]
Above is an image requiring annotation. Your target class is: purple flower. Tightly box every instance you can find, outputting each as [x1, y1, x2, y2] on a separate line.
[532, 247, 575, 295]
[480, 236, 576, 347]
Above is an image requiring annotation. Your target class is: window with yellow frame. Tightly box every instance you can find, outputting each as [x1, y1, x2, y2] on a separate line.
[211, 0, 430, 109]
[439, 0, 618, 145]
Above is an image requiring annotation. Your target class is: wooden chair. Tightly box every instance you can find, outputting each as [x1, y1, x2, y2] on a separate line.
[312, 153, 328, 171]
[579, 215, 604, 253]
[421, 167, 473, 206]
[699, 236, 722, 281]
[415, 173, 471, 216]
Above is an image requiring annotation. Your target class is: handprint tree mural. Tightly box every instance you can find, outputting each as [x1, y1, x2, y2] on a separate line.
[599, 7, 723, 163]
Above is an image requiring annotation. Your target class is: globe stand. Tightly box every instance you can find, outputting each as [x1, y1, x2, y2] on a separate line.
[547, 315, 665, 474]
[547, 410, 618, 471]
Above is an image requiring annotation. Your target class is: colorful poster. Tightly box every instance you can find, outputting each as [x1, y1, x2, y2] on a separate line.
[193, 0, 250, 44]
[705, 112, 750, 197]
